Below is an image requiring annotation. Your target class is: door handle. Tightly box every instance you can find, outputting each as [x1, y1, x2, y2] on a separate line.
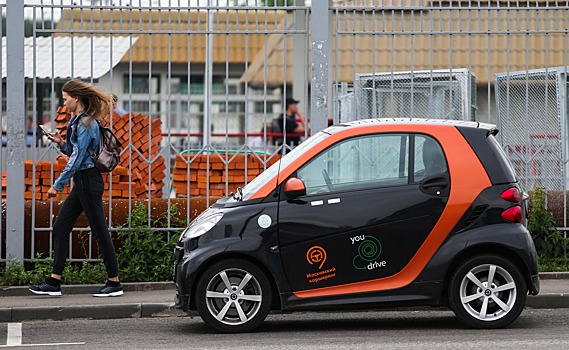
[422, 180, 447, 189]
[420, 175, 449, 196]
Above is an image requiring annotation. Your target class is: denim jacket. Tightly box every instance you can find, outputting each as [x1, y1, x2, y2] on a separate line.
[53, 111, 100, 192]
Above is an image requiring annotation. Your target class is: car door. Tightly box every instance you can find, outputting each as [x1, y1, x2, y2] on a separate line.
[278, 133, 450, 294]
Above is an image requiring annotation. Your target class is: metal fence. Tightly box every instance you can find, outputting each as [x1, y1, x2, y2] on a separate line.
[495, 68, 565, 192]
[2, 0, 569, 263]
[495, 67, 568, 230]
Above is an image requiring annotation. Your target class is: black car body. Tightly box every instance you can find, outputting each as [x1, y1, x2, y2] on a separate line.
[174, 118, 540, 333]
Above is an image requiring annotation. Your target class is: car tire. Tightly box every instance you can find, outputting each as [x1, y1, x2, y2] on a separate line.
[195, 259, 272, 333]
[448, 254, 527, 329]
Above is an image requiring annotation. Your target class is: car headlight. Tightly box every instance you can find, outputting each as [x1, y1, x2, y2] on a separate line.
[179, 213, 223, 242]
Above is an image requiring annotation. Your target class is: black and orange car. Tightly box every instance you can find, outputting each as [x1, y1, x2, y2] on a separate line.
[174, 118, 540, 333]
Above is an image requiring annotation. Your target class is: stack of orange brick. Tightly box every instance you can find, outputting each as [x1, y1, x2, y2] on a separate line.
[25, 160, 69, 200]
[54, 106, 72, 138]
[55, 106, 166, 198]
[19, 159, 134, 201]
[100, 166, 142, 200]
[172, 153, 279, 197]
[107, 112, 166, 198]
[1, 172, 6, 199]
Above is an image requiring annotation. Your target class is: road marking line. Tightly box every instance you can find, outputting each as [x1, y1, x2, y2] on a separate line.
[2, 322, 85, 348]
[7, 323, 22, 346]
[0, 343, 85, 348]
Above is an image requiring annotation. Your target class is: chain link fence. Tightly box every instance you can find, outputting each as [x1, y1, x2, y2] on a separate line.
[495, 69, 565, 194]
[343, 69, 477, 122]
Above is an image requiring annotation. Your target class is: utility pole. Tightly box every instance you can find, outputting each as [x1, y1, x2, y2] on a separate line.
[310, 0, 330, 134]
[6, 0, 26, 262]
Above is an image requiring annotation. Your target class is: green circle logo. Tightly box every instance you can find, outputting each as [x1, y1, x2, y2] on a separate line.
[353, 235, 382, 269]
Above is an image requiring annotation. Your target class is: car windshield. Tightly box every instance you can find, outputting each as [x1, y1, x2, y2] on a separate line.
[233, 131, 331, 201]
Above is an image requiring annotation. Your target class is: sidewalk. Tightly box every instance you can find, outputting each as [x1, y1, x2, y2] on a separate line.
[0, 274, 567, 323]
[0, 282, 185, 322]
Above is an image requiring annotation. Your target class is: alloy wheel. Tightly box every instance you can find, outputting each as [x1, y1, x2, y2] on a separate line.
[458, 263, 517, 322]
[204, 267, 264, 326]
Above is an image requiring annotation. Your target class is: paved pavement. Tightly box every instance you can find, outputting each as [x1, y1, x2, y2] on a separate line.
[0, 274, 567, 323]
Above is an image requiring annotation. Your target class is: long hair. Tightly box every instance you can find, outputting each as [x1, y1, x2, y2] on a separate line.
[62, 80, 112, 124]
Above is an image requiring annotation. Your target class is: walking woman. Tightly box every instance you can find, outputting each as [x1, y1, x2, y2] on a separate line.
[29, 80, 123, 297]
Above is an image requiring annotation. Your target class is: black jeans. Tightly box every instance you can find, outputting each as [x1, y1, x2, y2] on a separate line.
[52, 167, 119, 279]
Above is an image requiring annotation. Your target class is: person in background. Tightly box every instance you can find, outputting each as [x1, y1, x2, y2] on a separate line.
[26, 117, 44, 147]
[111, 93, 128, 116]
[29, 80, 123, 298]
[272, 97, 306, 147]
[247, 124, 273, 153]
[39, 116, 52, 147]
[26, 117, 35, 147]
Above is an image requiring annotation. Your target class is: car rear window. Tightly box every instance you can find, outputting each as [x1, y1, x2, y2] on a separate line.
[487, 134, 517, 183]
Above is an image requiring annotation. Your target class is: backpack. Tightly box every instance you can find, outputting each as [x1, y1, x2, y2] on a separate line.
[88, 121, 122, 172]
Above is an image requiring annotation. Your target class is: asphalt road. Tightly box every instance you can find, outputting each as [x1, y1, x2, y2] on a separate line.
[1, 309, 568, 349]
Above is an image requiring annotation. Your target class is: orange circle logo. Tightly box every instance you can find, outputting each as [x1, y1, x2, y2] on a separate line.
[306, 246, 327, 269]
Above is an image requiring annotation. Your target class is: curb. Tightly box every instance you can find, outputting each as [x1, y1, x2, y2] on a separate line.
[0, 303, 187, 323]
[526, 294, 569, 309]
[0, 281, 175, 297]
[538, 272, 569, 279]
[0, 282, 180, 322]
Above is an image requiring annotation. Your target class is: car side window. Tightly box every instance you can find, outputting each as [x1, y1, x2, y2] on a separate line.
[413, 135, 448, 182]
[297, 134, 409, 195]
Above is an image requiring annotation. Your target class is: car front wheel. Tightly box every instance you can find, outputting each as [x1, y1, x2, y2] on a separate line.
[195, 259, 272, 333]
[448, 254, 527, 329]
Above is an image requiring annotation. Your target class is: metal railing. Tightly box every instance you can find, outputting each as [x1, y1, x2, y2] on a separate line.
[2, 0, 569, 263]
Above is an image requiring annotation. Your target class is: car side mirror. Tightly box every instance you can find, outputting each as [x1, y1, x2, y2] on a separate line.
[284, 177, 306, 197]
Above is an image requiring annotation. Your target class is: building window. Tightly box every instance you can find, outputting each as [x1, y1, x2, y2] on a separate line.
[254, 102, 274, 114]
[123, 74, 160, 94]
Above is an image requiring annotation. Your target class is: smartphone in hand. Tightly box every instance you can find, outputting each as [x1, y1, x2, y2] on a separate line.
[39, 125, 54, 140]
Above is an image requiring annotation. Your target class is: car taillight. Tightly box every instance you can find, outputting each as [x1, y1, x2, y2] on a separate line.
[501, 187, 521, 203]
[502, 205, 522, 223]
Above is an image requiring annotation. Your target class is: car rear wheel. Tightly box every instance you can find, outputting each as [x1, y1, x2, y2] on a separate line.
[195, 259, 272, 333]
[448, 254, 527, 329]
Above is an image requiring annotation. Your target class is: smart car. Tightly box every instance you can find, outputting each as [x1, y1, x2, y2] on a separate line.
[174, 118, 540, 333]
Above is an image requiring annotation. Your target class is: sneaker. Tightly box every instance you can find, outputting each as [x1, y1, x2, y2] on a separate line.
[90, 280, 124, 297]
[29, 278, 62, 296]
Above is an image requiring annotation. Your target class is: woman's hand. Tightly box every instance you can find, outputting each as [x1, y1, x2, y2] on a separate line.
[50, 131, 64, 147]
[47, 187, 58, 198]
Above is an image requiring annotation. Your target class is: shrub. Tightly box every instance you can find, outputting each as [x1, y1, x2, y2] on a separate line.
[528, 187, 568, 260]
[538, 258, 569, 272]
[0, 254, 110, 286]
[1, 203, 187, 286]
[116, 202, 186, 282]
[63, 261, 108, 284]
